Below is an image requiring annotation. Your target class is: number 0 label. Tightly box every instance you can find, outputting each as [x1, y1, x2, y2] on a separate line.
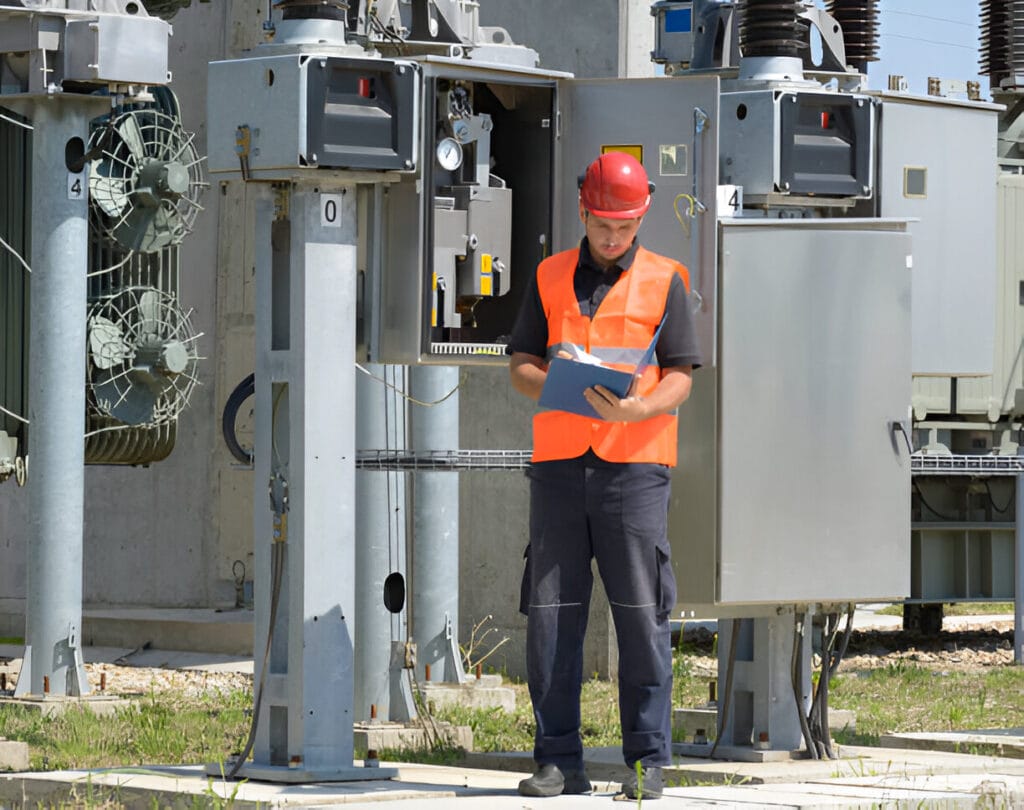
[321, 194, 343, 227]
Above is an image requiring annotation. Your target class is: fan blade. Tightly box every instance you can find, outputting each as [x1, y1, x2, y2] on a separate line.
[88, 315, 132, 370]
[112, 202, 180, 253]
[90, 173, 130, 219]
[138, 290, 163, 336]
[92, 368, 159, 426]
[116, 113, 148, 161]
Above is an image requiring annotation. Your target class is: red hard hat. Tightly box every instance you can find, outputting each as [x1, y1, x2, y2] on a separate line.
[579, 152, 652, 219]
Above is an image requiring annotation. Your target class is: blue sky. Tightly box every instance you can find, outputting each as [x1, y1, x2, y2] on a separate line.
[871, 1, 986, 97]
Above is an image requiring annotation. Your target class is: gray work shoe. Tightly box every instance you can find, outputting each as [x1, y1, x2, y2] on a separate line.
[619, 765, 664, 799]
[517, 763, 592, 797]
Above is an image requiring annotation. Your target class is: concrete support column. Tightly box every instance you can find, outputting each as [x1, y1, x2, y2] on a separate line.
[354, 363, 409, 720]
[16, 99, 98, 698]
[410, 365, 463, 683]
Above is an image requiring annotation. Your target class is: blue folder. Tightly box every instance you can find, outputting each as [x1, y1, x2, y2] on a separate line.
[538, 318, 665, 420]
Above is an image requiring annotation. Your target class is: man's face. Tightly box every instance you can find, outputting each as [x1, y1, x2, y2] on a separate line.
[579, 202, 643, 267]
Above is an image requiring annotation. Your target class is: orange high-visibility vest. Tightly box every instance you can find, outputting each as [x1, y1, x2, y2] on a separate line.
[532, 246, 690, 465]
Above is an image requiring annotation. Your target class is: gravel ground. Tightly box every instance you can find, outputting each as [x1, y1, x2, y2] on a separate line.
[83, 662, 252, 698]
[681, 618, 1018, 679]
[0, 658, 251, 699]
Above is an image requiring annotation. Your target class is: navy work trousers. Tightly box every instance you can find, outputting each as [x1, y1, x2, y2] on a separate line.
[520, 451, 677, 771]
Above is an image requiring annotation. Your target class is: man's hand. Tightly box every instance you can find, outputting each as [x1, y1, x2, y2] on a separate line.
[584, 385, 651, 423]
[586, 366, 693, 422]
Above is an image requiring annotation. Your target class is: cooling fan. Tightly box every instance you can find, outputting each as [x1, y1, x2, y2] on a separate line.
[87, 287, 201, 426]
[88, 108, 205, 253]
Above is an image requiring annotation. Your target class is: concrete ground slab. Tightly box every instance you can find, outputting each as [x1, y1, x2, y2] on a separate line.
[354, 721, 474, 752]
[418, 680, 516, 712]
[0, 739, 28, 772]
[0, 694, 135, 718]
[881, 729, 1024, 759]
[3, 748, 1024, 809]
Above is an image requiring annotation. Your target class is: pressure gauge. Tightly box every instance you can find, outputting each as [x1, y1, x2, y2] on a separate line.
[436, 136, 463, 171]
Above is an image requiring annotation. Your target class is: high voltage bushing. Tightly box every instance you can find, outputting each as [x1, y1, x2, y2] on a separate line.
[980, 0, 1024, 87]
[277, 0, 350, 21]
[739, 0, 806, 59]
[826, 0, 879, 72]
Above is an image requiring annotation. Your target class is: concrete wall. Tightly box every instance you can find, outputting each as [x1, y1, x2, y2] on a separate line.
[0, 0, 655, 680]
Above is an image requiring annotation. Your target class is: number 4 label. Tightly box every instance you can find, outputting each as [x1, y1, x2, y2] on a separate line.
[67, 172, 85, 201]
[321, 193, 343, 227]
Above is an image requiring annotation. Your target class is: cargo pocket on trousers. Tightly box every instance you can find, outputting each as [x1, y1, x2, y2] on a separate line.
[655, 544, 676, 622]
[518, 544, 531, 616]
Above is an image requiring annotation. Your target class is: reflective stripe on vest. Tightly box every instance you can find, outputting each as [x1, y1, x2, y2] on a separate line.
[532, 246, 690, 466]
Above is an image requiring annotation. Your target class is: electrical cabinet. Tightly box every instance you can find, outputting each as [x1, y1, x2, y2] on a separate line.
[373, 71, 721, 366]
[370, 59, 564, 364]
[670, 219, 912, 608]
[876, 93, 999, 379]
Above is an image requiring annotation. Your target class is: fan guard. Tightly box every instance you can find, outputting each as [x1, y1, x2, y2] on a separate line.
[89, 109, 206, 253]
[86, 287, 201, 426]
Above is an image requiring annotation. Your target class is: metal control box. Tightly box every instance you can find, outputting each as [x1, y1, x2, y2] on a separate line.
[207, 54, 420, 174]
[368, 58, 566, 364]
[719, 89, 875, 200]
[670, 219, 912, 608]
[875, 93, 999, 379]
[64, 15, 171, 86]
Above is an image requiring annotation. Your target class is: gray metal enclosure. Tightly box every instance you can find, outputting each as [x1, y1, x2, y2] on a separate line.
[671, 219, 913, 609]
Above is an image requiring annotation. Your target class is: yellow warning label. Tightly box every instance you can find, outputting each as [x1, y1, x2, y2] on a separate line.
[481, 254, 493, 274]
[601, 144, 643, 163]
[432, 272, 438, 326]
[480, 275, 493, 296]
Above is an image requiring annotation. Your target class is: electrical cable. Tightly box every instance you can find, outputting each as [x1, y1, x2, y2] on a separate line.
[0, 234, 32, 275]
[672, 193, 696, 239]
[407, 665, 447, 750]
[356, 363, 461, 407]
[880, 9, 975, 28]
[804, 604, 855, 761]
[984, 479, 1013, 514]
[0, 404, 28, 425]
[706, 618, 739, 760]
[0, 112, 32, 130]
[228, 532, 286, 779]
[811, 613, 839, 759]
[880, 32, 975, 51]
[222, 373, 256, 465]
[792, 613, 820, 760]
[913, 480, 960, 521]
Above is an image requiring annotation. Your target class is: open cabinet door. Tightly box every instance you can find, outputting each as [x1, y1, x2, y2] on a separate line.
[556, 75, 720, 363]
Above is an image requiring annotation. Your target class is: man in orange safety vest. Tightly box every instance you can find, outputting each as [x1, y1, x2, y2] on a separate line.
[508, 151, 701, 801]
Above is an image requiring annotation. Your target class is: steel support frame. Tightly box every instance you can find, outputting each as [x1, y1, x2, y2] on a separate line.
[714, 609, 811, 754]
[241, 182, 394, 782]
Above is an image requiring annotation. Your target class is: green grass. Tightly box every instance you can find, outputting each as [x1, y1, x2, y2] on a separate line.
[0, 687, 251, 771]
[1, 648, 1021, 783]
[828, 663, 1024, 746]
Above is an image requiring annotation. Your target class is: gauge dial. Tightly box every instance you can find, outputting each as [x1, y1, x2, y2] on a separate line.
[436, 136, 463, 171]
